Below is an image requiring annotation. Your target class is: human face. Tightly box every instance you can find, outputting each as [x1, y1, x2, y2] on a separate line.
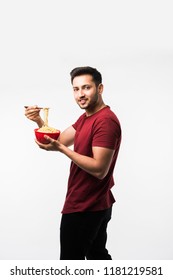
[72, 74, 103, 115]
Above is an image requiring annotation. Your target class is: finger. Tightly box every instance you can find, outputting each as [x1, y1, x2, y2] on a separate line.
[44, 135, 55, 144]
[35, 139, 43, 147]
[35, 139, 46, 148]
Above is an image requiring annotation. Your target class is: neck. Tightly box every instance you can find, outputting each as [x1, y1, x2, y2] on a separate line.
[85, 102, 106, 117]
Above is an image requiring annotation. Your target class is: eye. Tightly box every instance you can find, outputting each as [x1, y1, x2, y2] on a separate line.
[73, 88, 78, 92]
[84, 85, 91, 90]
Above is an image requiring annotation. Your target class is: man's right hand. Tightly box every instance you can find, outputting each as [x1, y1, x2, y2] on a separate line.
[24, 105, 44, 128]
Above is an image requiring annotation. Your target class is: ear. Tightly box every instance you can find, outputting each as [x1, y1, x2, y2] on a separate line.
[98, 83, 104, 94]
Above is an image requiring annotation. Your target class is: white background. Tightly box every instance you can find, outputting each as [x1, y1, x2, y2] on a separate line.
[0, 0, 173, 260]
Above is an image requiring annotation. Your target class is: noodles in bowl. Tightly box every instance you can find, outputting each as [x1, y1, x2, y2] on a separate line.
[34, 128, 60, 144]
[37, 126, 58, 133]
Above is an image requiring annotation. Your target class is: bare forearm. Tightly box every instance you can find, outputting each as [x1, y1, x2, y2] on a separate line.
[36, 117, 44, 128]
[58, 134, 73, 147]
[58, 126, 76, 147]
[59, 144, 103, 179]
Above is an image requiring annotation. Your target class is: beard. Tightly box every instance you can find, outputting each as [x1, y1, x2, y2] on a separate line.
[77, 91, 99, 110]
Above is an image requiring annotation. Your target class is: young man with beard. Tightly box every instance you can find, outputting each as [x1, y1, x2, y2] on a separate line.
[25, 66, 121, 260]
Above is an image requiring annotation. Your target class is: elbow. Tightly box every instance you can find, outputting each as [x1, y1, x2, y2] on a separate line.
[93, 164, 110, 179]
[95, 170, 108, 180]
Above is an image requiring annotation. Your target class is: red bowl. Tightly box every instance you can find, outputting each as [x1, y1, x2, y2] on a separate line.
[34, 128, 60, 144]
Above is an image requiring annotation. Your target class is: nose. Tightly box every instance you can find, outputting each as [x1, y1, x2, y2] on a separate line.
[78, 89, 85, 98]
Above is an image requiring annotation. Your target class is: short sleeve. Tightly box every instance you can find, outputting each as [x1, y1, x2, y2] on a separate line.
[92, 117, 121, 149]
[72, 114, 85, 130]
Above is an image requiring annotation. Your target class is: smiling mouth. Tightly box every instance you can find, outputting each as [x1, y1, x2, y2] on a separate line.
[79, 99, 87, 104]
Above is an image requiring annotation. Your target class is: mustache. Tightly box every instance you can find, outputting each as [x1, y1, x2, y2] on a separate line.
[78, 97, 87, 101]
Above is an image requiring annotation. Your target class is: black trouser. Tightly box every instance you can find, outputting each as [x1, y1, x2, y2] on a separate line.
[60, 207, 112, 260]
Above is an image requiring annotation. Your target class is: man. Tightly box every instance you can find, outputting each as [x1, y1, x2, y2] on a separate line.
[25, 66, 121, 260]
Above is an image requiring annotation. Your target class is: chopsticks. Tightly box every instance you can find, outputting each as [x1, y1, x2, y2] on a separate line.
[24, 106, 43, 109]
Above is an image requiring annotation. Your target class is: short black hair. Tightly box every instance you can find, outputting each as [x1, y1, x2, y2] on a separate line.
[70, 66, 102, 86]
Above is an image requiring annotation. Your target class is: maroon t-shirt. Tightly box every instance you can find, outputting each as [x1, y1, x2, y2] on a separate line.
[62, 106, 121, 213]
